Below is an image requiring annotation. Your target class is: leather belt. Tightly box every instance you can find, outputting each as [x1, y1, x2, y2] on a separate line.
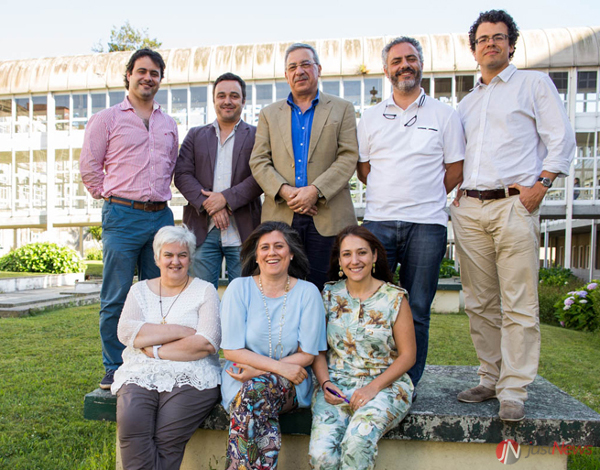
[104, 196, 167, 212]
[464, 188, 520, 200]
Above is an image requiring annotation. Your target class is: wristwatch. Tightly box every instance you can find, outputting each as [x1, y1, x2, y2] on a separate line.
[538, 177, 553, 188]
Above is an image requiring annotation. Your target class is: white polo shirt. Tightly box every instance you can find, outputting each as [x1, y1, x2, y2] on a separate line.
[358, 90, 465, 226]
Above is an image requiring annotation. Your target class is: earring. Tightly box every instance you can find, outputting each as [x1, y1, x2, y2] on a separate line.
[290, 256, 294, 260]
[338, 267, 344, 278]
[372, 262, 376, 273]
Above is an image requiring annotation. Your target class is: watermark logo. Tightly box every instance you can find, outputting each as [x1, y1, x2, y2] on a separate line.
[496, 439, 521, 465]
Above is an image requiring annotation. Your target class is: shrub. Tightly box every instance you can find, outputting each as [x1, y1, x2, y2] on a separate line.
[0, 242, 85, 274]
[439, 258, 459, 279]
[539, 266, 576, 287]
[555, 281, 600, 332]
[85, 247, 103, 261]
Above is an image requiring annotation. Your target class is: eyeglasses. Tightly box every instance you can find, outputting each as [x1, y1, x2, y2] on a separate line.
[286, 61, 317, 73]
[474, 33, 509, 46]
[383, 94, 426, 127]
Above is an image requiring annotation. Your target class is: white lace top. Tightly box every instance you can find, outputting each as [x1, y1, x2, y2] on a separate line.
[111, 277, 222, 394]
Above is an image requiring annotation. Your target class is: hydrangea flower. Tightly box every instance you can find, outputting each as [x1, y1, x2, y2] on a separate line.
[577, 291, 588, 297]
[560, 321, 565, 327]
[587, 283, 598, 290]
[563, 306, 571, 311]
[580, 299, 588, 304]
[564, 297, 575, 306]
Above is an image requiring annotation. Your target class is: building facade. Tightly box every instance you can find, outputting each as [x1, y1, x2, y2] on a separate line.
[0, 27, 599, 276]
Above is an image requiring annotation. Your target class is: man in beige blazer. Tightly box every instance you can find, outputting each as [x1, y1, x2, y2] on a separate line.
[250, 43, 359, 289]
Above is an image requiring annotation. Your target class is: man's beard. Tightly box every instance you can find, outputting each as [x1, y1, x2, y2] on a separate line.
[391, 67, 422, 93]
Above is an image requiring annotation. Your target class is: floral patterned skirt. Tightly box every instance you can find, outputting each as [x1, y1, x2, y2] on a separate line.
[226, 373, 298, 470]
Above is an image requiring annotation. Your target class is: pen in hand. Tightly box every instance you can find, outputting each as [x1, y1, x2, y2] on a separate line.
[326, 387, 350, 404]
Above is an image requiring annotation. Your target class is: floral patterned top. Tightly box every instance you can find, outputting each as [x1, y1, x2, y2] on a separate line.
[322, 280, 412, 389]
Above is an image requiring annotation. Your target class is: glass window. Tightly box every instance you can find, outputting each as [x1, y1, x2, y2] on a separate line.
[276, 82, 290, 101]
[190, 86, 208, 127]
[0, 99, 11, 134]
[109, 90, 125, 106]
[91, 93, 106, 115]
[55, 95, 69, 131]
[32, 150, 46, 209]
[0, 151, 11, 212]
[254, 84, 273, 123]
[549, 71, 568, 107]
[364, 78, 383, 107]
[434, 77, 452, 105]
[242, 85, 253, 124]
[154, 90, 168, 109]
[576, 71, 597, 113]
[322, 81, 340, 96]
[171, 88, 188, 126]
[72, 94, 88, 130]
[72, 149, 87, 210]
[456, 75, 474, 103]
[15, 98, 29, 133]
[422, 78, 431, 96]
[15, 151, 30, 209]
[574, 132, 595, 201]
[343, 80, 361, 117]
[55, 149, 69, 210]
[32, 96, 47, 132]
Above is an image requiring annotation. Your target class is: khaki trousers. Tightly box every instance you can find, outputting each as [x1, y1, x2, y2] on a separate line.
[450, 194, 541, 403]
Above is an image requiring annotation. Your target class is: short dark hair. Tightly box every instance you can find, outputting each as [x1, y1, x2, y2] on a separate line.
[328, 225, 394, 284]
[469, 9, 519, 60]
[240, 222, 310, 279]
[123, 48, 165, 90]
[213, 72, 247, 101]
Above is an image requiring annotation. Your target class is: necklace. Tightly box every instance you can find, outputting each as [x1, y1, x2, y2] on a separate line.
[159, 276, 189, 324]
[258, 275, 290, 360]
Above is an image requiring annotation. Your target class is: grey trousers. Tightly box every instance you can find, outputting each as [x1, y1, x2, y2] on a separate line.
[117, 383, 220, 470]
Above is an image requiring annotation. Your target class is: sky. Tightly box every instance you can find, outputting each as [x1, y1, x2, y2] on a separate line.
[1, 0, 597, 61]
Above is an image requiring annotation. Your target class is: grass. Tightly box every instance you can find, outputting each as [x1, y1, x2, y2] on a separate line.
[0, 307, 598, 469]
[85, 261, 103, 278]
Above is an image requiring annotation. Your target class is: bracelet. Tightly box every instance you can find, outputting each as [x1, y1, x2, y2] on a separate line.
[153, 344, 163, 359]
[321, 380, 332, 390]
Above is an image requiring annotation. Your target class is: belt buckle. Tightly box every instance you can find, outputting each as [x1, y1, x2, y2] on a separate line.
[504, 187, 510, 198]
[143, 202, 154, 212]
[478, 190, 484, 201]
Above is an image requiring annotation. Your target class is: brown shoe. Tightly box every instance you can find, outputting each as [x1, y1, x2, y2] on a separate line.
[499, 400, 525, 422]
[457, 385, 496, 403]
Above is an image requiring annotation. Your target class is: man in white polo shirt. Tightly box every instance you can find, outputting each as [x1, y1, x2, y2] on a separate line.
[357, 36, 464, 390]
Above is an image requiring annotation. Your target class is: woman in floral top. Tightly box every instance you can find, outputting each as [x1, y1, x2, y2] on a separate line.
[309, 225, 416, 469]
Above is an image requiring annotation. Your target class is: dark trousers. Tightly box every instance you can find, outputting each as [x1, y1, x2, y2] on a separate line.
[291, 214, 335, 290]
[363, 220, 447, 387]
[117, 384, 220, 470]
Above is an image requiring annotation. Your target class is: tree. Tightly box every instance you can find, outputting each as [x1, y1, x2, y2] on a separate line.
[92, 21, 162, 53]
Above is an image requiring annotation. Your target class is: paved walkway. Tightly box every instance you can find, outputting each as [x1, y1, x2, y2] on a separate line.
[0, 281, 101, 318]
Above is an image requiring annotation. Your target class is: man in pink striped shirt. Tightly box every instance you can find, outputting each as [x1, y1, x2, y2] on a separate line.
[80, 48, 178, 391]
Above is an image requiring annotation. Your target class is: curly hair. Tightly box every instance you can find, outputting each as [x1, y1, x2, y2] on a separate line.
[123, 48, 165, 90]
[468, 10, 519, 60]
[240, 221, 310, 279]
[327, 225, 393, 284]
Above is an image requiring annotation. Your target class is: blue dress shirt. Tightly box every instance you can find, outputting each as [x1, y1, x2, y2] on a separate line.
[287, 91, 320, 187]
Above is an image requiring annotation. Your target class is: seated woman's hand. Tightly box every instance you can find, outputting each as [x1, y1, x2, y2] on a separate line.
[226, 363, 265, 382]
[323, 382, 347, 406]
[349, 383, 380, 412]
[278, 362, 308, 385]
[140, 346, 154, 359]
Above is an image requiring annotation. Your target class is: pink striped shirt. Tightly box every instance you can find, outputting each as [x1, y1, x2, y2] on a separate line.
[80, 97, 179, 201]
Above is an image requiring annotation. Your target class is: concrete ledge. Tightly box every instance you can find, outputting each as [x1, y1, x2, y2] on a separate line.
[0, 272, 84, 293]
[85, 366, 600, 446]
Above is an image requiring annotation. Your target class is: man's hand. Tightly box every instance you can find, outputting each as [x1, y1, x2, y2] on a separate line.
[288, 185, 319, 214]
[452, 189, 463, 207]
[509, 182, 547, 213]
[201, 190, 227, 216]
[278, 184, 299, 202]
[212, 208, 230, 230]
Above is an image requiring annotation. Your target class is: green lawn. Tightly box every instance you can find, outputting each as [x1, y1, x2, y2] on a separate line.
[85, 260, 103, 278]
[0, 307, 598, 469]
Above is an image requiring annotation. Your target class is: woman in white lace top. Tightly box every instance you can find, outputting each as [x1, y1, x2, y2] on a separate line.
[112, 225, 221, 470]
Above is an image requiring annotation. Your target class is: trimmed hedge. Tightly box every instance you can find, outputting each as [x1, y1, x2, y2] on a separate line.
[0, 242, 85, 274]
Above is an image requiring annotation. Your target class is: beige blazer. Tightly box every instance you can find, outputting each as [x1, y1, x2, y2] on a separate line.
[250, 92, 359, 237]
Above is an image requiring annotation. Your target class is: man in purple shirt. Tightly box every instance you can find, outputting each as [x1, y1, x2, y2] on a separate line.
[80, 49, 178, 390]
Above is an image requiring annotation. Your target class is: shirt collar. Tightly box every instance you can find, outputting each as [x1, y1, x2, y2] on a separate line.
[213, 119, 241, 133]
[475, 63, 517, 89]
[120, 96, 161, 111]
[385, 88, 426, 111]
[287, 90, 320, 110]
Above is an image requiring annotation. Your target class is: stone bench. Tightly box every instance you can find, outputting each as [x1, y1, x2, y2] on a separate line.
[84, 365, 600, 470]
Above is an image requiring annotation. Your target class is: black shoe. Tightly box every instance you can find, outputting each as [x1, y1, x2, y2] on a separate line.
[99, 370, 116, 390]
